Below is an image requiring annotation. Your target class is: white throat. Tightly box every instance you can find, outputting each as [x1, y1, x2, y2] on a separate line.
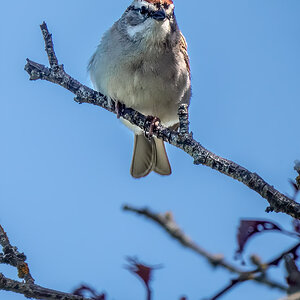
[127, 18, 171, 43]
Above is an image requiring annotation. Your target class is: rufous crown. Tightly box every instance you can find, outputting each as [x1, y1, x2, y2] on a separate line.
[144, 0, 173, 5]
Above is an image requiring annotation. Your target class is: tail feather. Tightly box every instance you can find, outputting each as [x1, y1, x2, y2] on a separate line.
[153, 138, 171, 176]
[130, 135, 155, 178]
[130, 135, 171, 178]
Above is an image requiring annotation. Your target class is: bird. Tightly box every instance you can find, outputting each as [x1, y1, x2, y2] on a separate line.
[88, 0, 191, 178]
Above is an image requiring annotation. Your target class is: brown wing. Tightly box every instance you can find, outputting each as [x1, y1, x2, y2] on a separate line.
[179, 32, 190, 77]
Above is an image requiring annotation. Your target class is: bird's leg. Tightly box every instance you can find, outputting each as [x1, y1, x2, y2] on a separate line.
[144, 116, 161, 139]
[114, 100, 125, 119]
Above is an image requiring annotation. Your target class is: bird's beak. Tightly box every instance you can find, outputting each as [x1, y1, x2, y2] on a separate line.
[151, 10, 166, 21]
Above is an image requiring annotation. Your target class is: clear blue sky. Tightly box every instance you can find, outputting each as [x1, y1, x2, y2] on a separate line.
[1, 1, 300, 299]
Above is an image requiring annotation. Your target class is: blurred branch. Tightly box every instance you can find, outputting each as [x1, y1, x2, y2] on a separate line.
[209, 242, 300, 300]
[123, 204, 288, 294]
[208, 278, 243, 300]
[24, 22, 300, 220]
[281, 293, 300, 300]
[124, 205, 235, 271]
[284, 254, 300, 295]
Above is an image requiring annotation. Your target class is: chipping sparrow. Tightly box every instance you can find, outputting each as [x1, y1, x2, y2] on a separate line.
[89, 0, 191, 178]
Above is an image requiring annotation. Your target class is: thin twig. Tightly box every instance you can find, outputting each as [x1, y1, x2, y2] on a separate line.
[40, 22, 58, 68]
[123, 205, 288, 292]
[124, 206, 236, 271]
[24, 22, 300, 220]
[249, 243, 300, 275]
[208, 278, 242, 300]
[208, 243, 300, 299]
[146, 286, 152, 300]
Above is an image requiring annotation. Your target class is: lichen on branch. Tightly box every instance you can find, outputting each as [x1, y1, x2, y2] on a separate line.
[24, 22, 300, 220]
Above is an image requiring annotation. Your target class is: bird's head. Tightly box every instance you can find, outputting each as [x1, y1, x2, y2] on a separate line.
[121, 0, 177, 42]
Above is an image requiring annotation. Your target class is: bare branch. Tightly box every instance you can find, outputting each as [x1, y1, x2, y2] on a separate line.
[40, 22, 58, 68]
[178, 104, 190, 136]
[123, 205, 288, 292]
[24, 22, 300, 220]
[0, 224, 95, 300]
[0, 225, 34, 284]
[0, 273, 93, 300]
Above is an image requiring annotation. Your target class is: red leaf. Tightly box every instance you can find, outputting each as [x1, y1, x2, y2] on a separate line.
[235, 220, 282, 258]
[125, 257, 157, 289]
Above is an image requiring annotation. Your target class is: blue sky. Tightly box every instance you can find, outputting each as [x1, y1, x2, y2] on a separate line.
[1, 1, 300, 299]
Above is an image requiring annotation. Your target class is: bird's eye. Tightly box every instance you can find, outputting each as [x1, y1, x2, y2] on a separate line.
[140, 6, 147, 15]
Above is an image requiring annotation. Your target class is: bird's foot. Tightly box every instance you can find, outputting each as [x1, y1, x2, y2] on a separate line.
[144, 116, 160, 139]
